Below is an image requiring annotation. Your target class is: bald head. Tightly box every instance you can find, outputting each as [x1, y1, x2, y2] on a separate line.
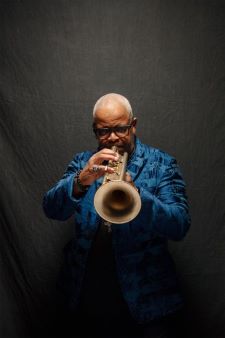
[93, 93, 133, 121]
[92, 93, 137, 154]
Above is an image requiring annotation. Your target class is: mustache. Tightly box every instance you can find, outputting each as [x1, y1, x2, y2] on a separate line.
[99, 142, 123, 149]
[98, 143, 128, 155]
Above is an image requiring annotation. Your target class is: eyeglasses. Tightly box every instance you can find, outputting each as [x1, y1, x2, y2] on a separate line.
[93, 124, 133, 139]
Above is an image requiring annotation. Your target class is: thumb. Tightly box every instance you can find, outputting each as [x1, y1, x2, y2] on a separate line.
[125, 172, 132, 183]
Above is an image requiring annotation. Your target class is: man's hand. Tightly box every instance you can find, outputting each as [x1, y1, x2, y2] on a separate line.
[78, 148, 119, 187]
[125, 172, 138, 191]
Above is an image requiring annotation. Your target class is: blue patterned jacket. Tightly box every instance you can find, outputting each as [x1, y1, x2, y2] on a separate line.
[43, 137, 190, 323]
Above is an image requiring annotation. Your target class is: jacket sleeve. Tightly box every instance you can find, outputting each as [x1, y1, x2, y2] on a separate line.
[42, 155, 83, 221]
[140, 158, 191, 241]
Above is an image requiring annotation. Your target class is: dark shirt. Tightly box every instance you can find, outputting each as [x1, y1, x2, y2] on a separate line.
[79, 221, 130, 321]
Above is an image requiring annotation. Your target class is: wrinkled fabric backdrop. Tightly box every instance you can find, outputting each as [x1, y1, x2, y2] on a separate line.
[0, 0, 225, 337]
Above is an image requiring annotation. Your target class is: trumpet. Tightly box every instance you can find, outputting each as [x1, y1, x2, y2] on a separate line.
[94, 146, 141, 224]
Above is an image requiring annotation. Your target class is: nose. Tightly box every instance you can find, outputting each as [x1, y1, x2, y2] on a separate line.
[108, 131, 119, 141]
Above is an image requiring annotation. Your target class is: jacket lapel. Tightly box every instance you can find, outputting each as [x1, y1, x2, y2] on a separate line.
[127, 138, 147, 182]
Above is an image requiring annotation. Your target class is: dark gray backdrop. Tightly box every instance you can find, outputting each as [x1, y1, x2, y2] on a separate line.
[1, 0, 225, 337]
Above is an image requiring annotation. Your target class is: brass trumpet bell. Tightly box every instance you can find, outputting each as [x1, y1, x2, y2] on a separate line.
[94, 146, 141, 224]
[94, 180, 141, 224]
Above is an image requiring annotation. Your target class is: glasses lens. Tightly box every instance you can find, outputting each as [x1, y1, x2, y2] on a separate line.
[96, 128, 110, 138]
[115, 126, 130, 137]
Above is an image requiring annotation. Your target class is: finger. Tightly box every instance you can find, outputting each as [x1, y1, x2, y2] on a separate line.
[90, 164, 101, 173]
[98, 165, 115, 174]
[98, 148, 118, 155]
[91, 152, 119, 164]
[88, 164, 112, 174]
[125, 172, 132, 183]
[124, 173, 138, 190]
[98, 153, 119, 161]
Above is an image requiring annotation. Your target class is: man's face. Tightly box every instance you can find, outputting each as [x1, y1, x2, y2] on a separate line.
[93, 102, 137, 155]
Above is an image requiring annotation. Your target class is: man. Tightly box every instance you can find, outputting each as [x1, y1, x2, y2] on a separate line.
[43, 93, 191, 337]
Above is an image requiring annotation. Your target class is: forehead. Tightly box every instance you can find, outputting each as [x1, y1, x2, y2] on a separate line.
[94, 102, 130, 126]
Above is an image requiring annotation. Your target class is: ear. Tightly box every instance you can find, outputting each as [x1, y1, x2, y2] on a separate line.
[92, 122, 98, 139]
[132, 117, 137, 126]
[132, 117, 137, 134]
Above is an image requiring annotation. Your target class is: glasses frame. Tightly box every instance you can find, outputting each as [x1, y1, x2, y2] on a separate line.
[93, 123, 133, 139]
